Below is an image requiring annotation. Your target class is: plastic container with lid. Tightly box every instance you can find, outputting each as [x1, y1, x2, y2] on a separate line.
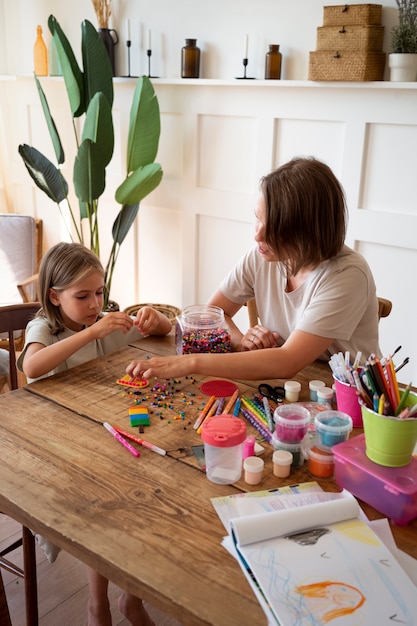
[308, 445, 335, 478]
[317, 386, 334, 405]
[314, 410, 352, 450]
[201, 415, 246, 484]
[273, 404, 311, 443]
[243, 456, 264, 485]
[309, 380, 326, 401]
[272, 449, 293, 477]
[284, 380, 301, 402]
[270, 432, 305, 468]
[175, 305, 231, 355]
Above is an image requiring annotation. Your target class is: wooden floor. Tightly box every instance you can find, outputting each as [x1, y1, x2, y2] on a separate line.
[1, 516, 183, 626]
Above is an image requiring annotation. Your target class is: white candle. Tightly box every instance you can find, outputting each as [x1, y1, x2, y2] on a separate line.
[147, 29, 151, 50]
[126, 18, 131, 41]
[244, 34, 249, 58]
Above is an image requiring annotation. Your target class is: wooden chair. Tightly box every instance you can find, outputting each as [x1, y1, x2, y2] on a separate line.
[0, 302, 41, 626]
[246, 296, 392, 328]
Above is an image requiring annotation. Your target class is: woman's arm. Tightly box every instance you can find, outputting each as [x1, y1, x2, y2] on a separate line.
[126, 329, 333, 382]
[207, 289, 279, 351]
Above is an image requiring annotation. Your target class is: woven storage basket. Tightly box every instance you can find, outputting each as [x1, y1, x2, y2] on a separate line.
[323, 4, 382, 26]
[123, 303, 181, 324]
[309, 51, 386, 81]
[317, 25, 384, 52]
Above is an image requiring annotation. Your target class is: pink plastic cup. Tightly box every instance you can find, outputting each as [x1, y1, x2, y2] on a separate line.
[333, 376, 362, 428]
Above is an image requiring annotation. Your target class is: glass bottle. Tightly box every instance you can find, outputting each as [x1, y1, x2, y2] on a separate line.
[181, 39, 200, 78]
[175, 305, 231, 354]
[265, 44, 282, 80]
[34, 25, 48, 76]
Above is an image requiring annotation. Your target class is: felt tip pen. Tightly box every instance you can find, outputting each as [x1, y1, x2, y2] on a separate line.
[113, 425, 167, 456]
[103, 422, 140, 457]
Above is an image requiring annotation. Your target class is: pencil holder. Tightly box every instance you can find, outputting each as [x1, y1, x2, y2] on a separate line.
[334, 375, 363, 427]
[360, 391, 417, 467]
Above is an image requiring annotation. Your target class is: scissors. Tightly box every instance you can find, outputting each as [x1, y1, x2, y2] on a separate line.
[258, 383, 285, 404]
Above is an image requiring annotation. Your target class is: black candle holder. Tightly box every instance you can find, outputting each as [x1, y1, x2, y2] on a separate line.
[236, 58, 255, 79]
[121, 40, 137, 78]
[147, 49, 159, 78]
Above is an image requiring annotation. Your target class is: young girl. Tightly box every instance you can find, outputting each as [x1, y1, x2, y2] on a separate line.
[18, 241, 171, 626]
[126, 157, 380, 383]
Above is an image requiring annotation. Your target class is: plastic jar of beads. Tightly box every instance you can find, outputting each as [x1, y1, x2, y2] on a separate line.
[175, 305, 231, 354]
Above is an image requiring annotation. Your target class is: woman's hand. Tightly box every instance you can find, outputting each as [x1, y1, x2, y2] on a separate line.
[241, 324, 279, 351]
[126, 354, 194, 380]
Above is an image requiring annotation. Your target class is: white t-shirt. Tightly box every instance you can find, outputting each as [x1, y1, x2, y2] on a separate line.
[219, 244, 380, 361]
[17, 316, 144, 383]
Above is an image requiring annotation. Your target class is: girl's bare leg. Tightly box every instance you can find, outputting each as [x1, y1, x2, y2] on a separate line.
[118, 592, 156, 626]
[86, 568, 112, 626]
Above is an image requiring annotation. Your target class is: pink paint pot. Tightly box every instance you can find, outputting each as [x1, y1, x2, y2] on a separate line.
[273, 404, 311, 443]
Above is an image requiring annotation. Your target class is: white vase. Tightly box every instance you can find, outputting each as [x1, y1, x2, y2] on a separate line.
[389, 53, 417, 81]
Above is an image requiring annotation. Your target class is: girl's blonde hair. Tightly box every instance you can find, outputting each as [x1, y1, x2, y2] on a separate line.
[37, 242, 104, 334]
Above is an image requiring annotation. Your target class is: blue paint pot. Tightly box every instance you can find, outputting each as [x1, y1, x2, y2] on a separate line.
[314, 410, 352, 450]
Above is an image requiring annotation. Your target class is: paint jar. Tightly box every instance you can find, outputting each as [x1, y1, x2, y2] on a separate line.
[272, 449, 293, 478]
[308, 445, 335, 478]
[273, 404, 311, 443]
[201, 416, 246, 484]
[317, 386, 334, 406]
[309, 380, 326, 401]
[175, 305, 231, 355]
[284, 380, 301, 402]
[271, 432, 305, 468]
[243, 456, 264, 485]
[242, 435, 256, 459]
[314, 410, 353, 450]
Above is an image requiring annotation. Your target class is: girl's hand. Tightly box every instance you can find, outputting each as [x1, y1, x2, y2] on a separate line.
[91, 312, 133, 338]
[241, 324, 279, 351]
[133, 306, 170, 335]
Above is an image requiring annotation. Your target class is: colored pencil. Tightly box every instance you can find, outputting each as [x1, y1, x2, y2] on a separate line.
[224, 389, 239, 415]
[193, 395, 216, 430]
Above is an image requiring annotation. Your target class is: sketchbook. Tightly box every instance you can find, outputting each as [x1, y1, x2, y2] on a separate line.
[212, 487, 417, 626]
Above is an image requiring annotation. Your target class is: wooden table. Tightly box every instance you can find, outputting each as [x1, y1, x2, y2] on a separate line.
[0, 331, 416, 626]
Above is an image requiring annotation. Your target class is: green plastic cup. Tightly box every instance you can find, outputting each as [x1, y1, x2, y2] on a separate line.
[360, 390, 417, 467]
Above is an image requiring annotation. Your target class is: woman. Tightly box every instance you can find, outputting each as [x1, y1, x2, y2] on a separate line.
[126, 157, 380, 382]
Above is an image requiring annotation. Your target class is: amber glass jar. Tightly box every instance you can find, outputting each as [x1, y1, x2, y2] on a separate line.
[34, 25, 48, 76]
[265, 44, 282, 80]
[181, 39, 200, 78]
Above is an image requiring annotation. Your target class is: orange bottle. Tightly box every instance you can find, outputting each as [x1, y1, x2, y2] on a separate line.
[34, 25, 48, 76]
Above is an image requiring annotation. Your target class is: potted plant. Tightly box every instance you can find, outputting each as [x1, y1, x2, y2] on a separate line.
[18, 15, 162, 309]
[389, 0, 417, 81]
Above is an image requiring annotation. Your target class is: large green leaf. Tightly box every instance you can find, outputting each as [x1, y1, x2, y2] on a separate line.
[34, 75, 64, 165]
[115, 163, 163, 205]
[18, 144, 68, 203]
[73, 139, 106, 203]
[48, 15, 84, 117]
[82, 92, 114, 167]
[81, 20, 114, 108]
[112, 203, 140, 245]
[127, 76, 160, 172]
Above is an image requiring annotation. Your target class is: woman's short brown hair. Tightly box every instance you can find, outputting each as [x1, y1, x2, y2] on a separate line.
[261, 157, 347, 275]
[37, 242, 104, 334]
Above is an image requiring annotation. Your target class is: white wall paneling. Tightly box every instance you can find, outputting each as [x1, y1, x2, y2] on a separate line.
[1, 77, 417, 384]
